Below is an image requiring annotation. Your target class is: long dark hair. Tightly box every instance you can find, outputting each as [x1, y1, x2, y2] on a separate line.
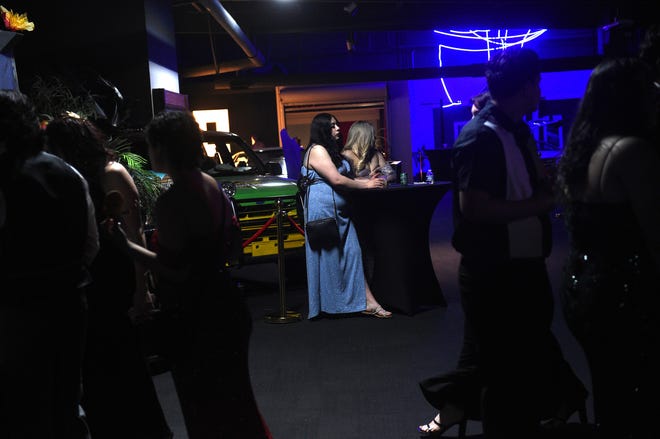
[305, 113, 343, 167]
[556, 57, 656, 203]
[45, 116, 112, 209]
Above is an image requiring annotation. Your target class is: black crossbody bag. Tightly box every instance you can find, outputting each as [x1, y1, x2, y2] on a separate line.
[301, 148, 340, 250]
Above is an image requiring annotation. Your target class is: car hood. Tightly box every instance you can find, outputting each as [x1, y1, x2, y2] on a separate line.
[214, 175, 298, 201]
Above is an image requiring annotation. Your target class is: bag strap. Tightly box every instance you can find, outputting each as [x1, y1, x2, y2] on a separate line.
[304, 145, 337, 225]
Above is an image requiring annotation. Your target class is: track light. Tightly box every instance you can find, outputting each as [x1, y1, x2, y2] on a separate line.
[343, 2, 358, 16]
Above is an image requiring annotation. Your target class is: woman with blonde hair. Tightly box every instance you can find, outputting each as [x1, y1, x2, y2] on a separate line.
[342, 120, 395, 182]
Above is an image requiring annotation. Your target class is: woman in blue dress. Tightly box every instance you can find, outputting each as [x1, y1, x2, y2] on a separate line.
[301, 113, 392, 319]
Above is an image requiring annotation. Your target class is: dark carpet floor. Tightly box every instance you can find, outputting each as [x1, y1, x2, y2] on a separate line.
[153, 190, 593, 439]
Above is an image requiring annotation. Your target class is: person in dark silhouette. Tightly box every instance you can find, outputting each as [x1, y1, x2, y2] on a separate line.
[445, 47, 587, 438]
[470, 89, 491, 118]
[45, 115, 172, 439]
[418, 80, 586, 436]
[113, 110, 273, 439]
[556, 57, 660, 439]
[0, 90, 98, 438]
[417, 91, 491, 437]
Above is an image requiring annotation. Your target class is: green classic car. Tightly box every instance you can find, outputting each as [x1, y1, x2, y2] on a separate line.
[199, 130, 305, 265]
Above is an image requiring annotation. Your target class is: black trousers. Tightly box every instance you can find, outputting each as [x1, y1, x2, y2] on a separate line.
[459, 257, 585, 438]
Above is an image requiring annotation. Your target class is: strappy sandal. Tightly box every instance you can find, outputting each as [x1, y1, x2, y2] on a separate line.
[418, 414, 449, 437]
[361, 305, 392, 318]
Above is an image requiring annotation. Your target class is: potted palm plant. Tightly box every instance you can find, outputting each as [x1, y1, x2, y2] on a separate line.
[28, 75, 162, 224]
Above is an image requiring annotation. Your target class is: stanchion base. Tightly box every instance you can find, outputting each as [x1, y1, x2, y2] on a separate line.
[264, 310, 302, 324]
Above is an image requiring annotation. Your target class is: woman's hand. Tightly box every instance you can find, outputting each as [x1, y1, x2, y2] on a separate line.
[101, 217, 131, 254]
[364, 175, 387, 189]
[369, 167, 382, 179]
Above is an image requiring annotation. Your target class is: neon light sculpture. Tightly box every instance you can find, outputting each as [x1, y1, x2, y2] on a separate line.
[433, 29, 547, 107]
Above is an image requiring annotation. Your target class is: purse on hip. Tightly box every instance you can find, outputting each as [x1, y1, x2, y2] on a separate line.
[303, 148, 340, 250]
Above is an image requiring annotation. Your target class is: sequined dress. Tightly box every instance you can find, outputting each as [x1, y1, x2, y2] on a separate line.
[561, 202, 659, 438]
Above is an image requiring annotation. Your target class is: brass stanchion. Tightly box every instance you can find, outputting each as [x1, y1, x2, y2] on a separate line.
[265, 198, 301, 323]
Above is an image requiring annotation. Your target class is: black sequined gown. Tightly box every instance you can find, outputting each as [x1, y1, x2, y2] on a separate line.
[82, 202, 172, 439]
[561, 202, 660, 438]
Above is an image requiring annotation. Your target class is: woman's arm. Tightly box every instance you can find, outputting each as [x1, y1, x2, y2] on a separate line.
[309, 145, 385, 190]
[104, 162, 154, 317]
[121, 228, 190, 284]
[373, 152, 396, 182]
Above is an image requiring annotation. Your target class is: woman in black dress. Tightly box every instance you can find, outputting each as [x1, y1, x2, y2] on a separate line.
[116, 110, 273, 438]
[556, 57, 660, 438]
[46, 116, 172, 439]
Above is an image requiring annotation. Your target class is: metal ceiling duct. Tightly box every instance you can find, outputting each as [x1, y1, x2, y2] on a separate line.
[181, 0, 265, 78]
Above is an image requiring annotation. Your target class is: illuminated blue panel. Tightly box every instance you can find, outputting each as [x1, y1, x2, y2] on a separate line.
[434, 29, 547, 107]
[410, 28, 594, 177]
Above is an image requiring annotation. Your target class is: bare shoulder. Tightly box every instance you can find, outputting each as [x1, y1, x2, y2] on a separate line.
[596, 136, 660, 200]
[308, 143, 331, 164]
[105, 160, 130, 176]
[103, 161, 138, 194]
[309, 143, 328, 156]
[609, 136, 659, 167]
[201, 171, 218, 186]
[201, 172, 223, 194]
[104, 161, 131, 184]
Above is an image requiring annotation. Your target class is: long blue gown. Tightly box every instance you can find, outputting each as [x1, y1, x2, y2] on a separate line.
[302, 159, 366, 319]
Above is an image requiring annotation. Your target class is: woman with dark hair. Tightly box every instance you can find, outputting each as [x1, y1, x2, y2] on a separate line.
[45, 115, 172, 439]
[556, 57, 660, 438]
[302, 113, 391, 318]
[116, 110, 272, 438]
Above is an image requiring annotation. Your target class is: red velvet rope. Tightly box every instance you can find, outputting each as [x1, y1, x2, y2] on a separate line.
[287, 215, 305, 235]
[241, 211, 306, 248]
[242, 214, 276, 248]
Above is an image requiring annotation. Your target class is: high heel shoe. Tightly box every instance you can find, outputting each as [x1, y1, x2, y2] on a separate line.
[418, 413, 466, 437]
[541, 396, 589, 428]
[418, 414, 446, 437]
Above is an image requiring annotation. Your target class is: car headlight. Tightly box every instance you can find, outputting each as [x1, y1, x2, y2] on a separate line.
[221, 181, 236, 198]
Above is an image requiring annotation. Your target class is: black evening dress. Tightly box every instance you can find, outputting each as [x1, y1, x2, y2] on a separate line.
[561, 202, 660, 438]
[154, 183, 272, 439]
[81, 214, 172, 439]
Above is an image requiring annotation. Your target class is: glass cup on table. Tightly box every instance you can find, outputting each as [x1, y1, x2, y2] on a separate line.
[378, 163, 395, 187]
